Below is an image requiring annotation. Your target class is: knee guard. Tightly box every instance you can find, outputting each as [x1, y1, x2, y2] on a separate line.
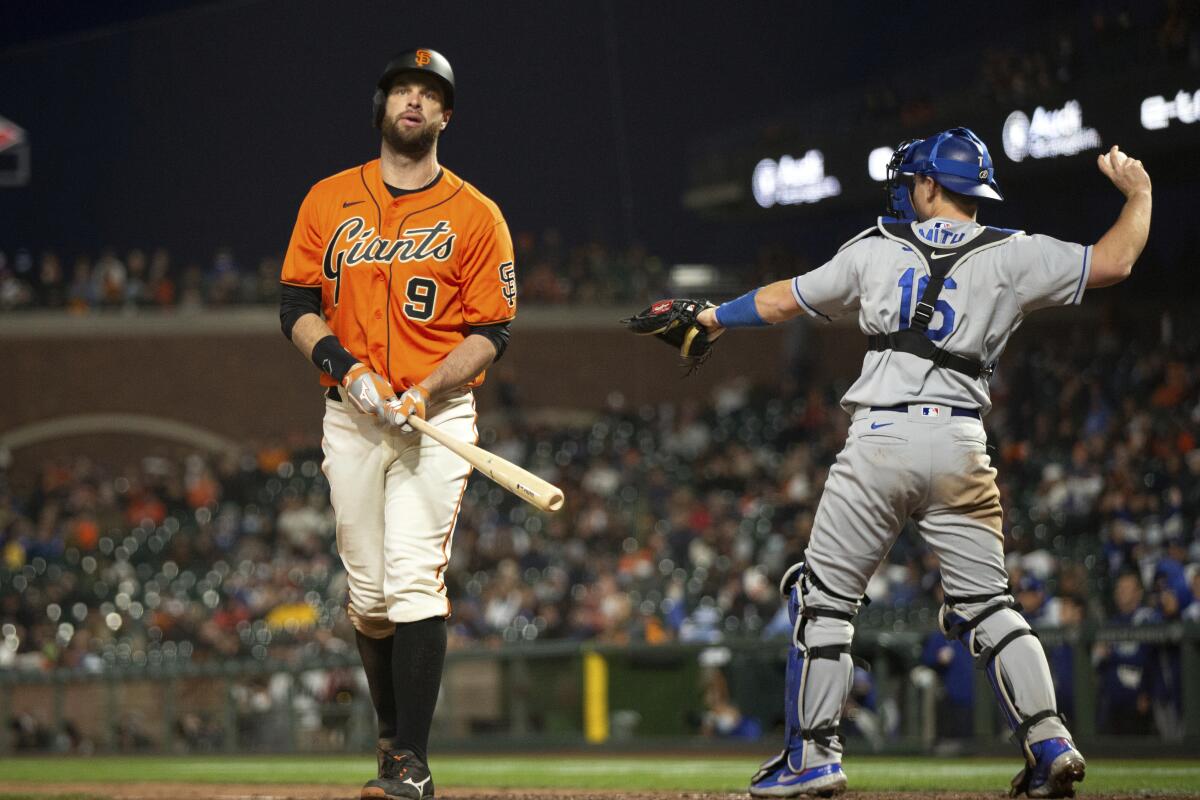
[348, 605, 396, 639]
[765, 563, 867, 775]
[940, 591, 1070, 764]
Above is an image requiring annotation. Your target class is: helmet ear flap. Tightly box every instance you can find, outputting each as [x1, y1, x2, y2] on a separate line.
[372, 88, 385, 128]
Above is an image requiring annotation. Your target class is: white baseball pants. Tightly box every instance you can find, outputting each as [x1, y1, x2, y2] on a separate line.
[322, 388, 476, 630]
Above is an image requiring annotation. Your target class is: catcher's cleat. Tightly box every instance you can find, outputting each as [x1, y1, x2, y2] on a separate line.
[361, 744, 434, 800]
[1010, 737, 1086, 799]
[750, 757, 847, 798]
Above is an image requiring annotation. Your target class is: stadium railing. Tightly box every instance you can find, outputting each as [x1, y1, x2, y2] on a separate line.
[2, 623, 1196, 756]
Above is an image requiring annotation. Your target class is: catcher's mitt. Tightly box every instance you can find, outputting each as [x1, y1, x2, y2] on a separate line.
[621, 298, 718, 371]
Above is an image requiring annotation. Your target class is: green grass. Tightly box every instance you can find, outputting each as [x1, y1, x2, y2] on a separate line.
[0, 755, 1197, 795]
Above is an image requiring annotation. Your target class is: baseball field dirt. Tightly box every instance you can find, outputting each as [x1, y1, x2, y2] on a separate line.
[3, 786, 1200, 800]
[2, 755, 1198, 799]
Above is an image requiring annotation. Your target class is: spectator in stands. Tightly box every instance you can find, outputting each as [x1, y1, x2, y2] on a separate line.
[0, 263, 20, 311]
[1095, 571, 1157, 735]
[1045, 593, 1085, 722]
[1150, 578, 1186, 740]
[36, 251, 66, 308]
[178, 262, 204, 308]
[124, 248, 149, 308]
[9, 711, 52, 750]
[698, 650, 762, 740]
[1016, 574, 1050, 626]
[842, 665, 884, 751]
[147, 247, 175, 307]
[1186, 568, 1200, 622]
[6, 249, 36, 307]
[64, 256, 95, 311]
[920, 587, 975, 743]
[93, 248, 126, 308]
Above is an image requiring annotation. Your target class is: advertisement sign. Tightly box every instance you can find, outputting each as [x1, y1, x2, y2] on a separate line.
[751, 151, 841, 207]
[687, 69, 1197, 216]
[1141, 89, 1200, 130]
[1001, 100, 1102, 162]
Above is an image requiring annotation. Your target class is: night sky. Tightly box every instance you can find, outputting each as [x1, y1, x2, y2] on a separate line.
[0, 1, 1190, 273]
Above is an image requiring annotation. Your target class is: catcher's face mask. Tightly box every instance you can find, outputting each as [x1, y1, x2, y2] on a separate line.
[883, 138, 921, 222]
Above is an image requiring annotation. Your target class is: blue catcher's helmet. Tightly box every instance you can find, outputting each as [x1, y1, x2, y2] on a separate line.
[884, 127, 1003, 222]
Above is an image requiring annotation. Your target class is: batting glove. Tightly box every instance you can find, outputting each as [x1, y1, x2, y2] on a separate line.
[386, 383, 430, 432]
[342, 363, 396, 420]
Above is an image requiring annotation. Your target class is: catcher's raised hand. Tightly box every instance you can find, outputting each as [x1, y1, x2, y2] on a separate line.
[1097, 145, 1151, 198]
[621, 298, 720, 372]
[385, 383, 430, 432]
[342, 363, 397, 420]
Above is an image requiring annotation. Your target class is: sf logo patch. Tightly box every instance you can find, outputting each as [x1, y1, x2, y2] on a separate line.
[499, 261, 516, 308]
[415, 50, 433, 66]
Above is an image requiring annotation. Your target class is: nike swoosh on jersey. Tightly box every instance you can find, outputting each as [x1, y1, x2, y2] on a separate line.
[870, 421, 894, 429]
[342, 200, 365, 208]
[930, 251, 955, 259]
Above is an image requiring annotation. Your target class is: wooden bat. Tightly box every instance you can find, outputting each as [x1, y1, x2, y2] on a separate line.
[406, 415, 565, 512]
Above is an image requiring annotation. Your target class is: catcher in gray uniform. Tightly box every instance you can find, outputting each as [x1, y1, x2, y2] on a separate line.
[693, 129, 1152, 798]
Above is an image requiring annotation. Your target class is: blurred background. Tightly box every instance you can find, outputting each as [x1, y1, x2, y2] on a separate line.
[1, 0, 1198, 759]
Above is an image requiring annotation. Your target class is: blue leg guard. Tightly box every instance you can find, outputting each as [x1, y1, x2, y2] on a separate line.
[940, 594, 1082, 797]
[750, 563, 857, 798]
[782, 569, 805, 765]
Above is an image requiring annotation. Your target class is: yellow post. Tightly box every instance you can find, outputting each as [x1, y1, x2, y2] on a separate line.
[582, 650, 609, 743]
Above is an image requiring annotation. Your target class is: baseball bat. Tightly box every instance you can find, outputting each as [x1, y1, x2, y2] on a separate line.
[406, 415, 565, 512]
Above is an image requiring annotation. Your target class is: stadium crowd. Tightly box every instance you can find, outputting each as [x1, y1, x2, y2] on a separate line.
[0, 231, 674, 312]
[2, 316, 1197, 746]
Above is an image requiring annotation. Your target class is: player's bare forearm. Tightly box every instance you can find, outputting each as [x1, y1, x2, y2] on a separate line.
[291, 313, 335, 359]
[419, 334, 497, 399]
[755, 279, 803, 323]
[1090, 190, 1151, 288]
[1089, 145, 1152, 288]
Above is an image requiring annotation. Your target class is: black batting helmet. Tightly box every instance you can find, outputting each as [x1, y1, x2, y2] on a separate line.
[372, 48, 455, 128]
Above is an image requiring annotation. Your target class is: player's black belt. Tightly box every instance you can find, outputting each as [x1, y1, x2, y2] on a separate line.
[870, 404, 980, 420]
[326, 386, 341, 402]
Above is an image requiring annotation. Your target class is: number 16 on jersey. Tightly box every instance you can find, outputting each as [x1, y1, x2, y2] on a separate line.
[897, 268, 956, 341]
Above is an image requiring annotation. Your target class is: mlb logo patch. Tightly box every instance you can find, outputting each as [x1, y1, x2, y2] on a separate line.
[921, 406, 940, 416]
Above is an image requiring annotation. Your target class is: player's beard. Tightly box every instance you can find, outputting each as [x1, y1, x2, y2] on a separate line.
[382, 116, 440, 159]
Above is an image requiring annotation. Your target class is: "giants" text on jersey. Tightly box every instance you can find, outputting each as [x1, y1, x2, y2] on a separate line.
[323, 217, 457, 283]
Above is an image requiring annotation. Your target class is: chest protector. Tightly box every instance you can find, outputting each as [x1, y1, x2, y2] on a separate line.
[860, 219, 1021, 380]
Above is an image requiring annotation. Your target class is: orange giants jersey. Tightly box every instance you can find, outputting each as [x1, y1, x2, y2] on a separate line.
[281, 160, 517, 391]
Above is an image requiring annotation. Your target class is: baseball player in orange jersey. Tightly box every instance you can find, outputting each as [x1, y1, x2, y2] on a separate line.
[279, 48, 516, 800]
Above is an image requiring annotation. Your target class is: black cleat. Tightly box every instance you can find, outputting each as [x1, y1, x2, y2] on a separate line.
[360, 744, 434, 800]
